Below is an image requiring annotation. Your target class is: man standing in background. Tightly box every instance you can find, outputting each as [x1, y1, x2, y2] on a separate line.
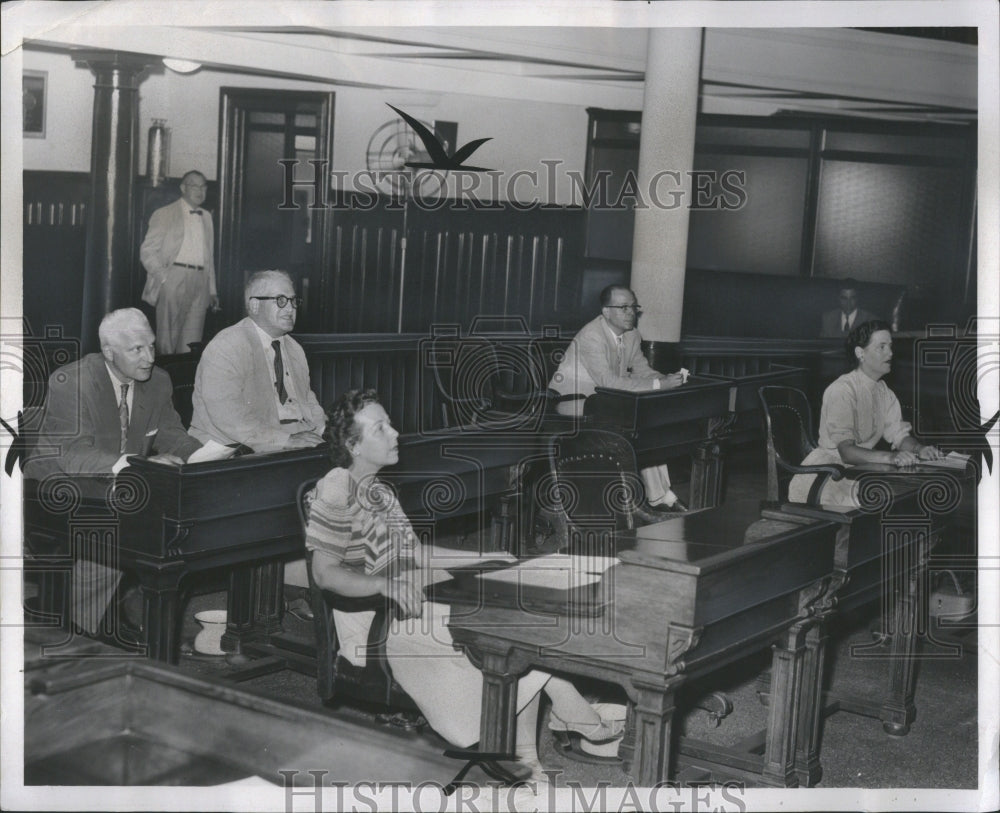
[140, 170, 220, 354]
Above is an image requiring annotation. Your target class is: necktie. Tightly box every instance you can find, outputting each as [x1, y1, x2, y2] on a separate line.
[843, 316, 851, 334]
[119, 383, 130, 454]
[615, 336, 624, 374]
[272, 340, 288, 404]
[189, 209, 202, 216]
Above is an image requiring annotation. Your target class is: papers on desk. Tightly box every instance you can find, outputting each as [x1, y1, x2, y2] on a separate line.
[917, 451, 971, 470]
[428, 553, 619, 616]
[187, 439, 239, 464]
[478, 554, 619, 590]
[421, 545, 517, 570]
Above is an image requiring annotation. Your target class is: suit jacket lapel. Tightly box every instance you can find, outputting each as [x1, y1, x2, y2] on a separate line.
[129, 379, 152, 450]
[88, 355, 122, 445]
[244, 319, 278, 422]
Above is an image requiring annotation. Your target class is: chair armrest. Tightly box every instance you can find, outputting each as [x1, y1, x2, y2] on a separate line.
[777, 460, 847, 482]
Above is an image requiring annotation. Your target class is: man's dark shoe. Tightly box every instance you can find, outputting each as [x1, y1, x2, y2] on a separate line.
[650, 499, 687, 514]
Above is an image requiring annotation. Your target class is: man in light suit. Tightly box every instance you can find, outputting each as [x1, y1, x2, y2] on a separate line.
[24, 309, 203, 644]
[549, 285, 687, 511]
[190, 269, 326, 598]
[190, 269, 325, 453]
[820, 282, 879, 338]
[140, 170, 220, 355]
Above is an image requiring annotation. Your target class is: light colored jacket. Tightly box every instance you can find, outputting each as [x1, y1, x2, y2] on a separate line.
[189, 318, 326, 452]
[548, 315, 660, 399]
[139, 198, 217, 306]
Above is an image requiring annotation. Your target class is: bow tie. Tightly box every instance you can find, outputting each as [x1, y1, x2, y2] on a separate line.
[189, 209, 202, 216]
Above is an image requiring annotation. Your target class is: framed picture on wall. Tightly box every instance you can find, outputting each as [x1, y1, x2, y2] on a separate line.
[23, 70, 47, 138]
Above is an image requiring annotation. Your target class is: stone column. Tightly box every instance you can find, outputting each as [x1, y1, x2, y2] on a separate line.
[73, 50, 152, 353]
[630, 29, 702, 369]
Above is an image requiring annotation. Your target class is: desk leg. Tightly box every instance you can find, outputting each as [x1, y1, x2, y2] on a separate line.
[794, 623, 827, 787]
[689, 442, 723, 510]
[762, 629, 805, 788]
[135, 562, 185, 664]
[881, 562, 920, 736]
[476, 652, 519, 756]
[253, 560, 285, 637]
[629, 685, 675, 785]
[221, 564, 257, 659]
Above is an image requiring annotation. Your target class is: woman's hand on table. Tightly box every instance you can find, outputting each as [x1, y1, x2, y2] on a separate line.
[890, 450, 919, 467]
[383, 572, 425, 618]
[660, 373, 685, 389]
[918, 444, 944, 461]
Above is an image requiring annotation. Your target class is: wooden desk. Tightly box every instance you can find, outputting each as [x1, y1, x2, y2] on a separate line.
[447, 501, 840, 786]
[585, 377, 734, 508]
[24, 431, 573, 663]
[770, 461, 976, 784]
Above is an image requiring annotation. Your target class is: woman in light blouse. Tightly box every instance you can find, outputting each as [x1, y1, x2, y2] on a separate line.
[789, 320, 943, 507]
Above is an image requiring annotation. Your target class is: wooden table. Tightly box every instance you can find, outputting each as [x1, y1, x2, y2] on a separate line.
[447, 500, 840, 786]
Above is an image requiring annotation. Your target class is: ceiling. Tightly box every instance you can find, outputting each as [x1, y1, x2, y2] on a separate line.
[24, 22, 979, 123]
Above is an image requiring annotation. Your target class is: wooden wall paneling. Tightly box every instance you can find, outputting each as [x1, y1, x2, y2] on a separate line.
[320, 199, 586, 334]
[22, 171, 91, 355]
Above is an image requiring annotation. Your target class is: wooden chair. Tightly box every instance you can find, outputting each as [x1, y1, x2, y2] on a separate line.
[157, 351, 201, 429]
[536, 430, 733, 749]
[539, 428, 664, 556]
[429, 329, 582, 429]
[297, 480, 425, 715]
[758, 385, 847, 505]
[296, 480, 521, 791]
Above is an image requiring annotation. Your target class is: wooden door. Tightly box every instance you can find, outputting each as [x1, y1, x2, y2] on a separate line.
[217, 89, 334, 331]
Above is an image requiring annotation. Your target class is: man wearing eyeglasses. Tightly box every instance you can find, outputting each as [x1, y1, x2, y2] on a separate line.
[549, 285, 687, 511]
[139, 170, 220, 354]
[189, 269, 325, 453]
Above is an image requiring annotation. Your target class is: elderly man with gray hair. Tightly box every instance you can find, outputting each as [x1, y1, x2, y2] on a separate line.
[24, 308, 203, 644]
[190, 270, 326, 453]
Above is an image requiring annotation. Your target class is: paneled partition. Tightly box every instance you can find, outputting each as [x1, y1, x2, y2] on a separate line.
[319, 196, 586, 334]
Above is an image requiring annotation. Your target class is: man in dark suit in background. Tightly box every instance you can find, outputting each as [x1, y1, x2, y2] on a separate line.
[140, 170, 220, 355]
[820, 281, 879, 338]
[24, 308, 202, 644]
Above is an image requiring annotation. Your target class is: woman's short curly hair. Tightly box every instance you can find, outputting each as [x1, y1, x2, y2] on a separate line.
[846, 319, 892, 365]
[323, 389, 381, 468]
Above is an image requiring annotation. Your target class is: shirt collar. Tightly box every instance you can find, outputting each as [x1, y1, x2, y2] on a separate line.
[252, 319, 283, 350]
[601, 316, 627, 343]
[105, 362, 130, 389]
[849, 367, 880, 388]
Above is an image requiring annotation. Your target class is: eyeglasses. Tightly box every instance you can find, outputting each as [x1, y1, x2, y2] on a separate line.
[251, 295, 302, 309]
[606, 304, 641, 313]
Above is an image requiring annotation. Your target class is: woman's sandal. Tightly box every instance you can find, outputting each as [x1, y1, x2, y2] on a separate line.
[548, 710, 625, 765]
[548, 711, 624, 743]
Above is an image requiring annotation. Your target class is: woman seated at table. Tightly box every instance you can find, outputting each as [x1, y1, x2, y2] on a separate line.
[305, 389, 623, 777]
[789, 320, 943, 507]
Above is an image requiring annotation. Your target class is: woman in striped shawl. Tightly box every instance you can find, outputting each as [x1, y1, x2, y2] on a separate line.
[305, 389, 623, 780]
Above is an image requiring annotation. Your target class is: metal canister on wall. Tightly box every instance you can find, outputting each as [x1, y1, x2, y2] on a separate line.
[146, 119, 168, 187]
